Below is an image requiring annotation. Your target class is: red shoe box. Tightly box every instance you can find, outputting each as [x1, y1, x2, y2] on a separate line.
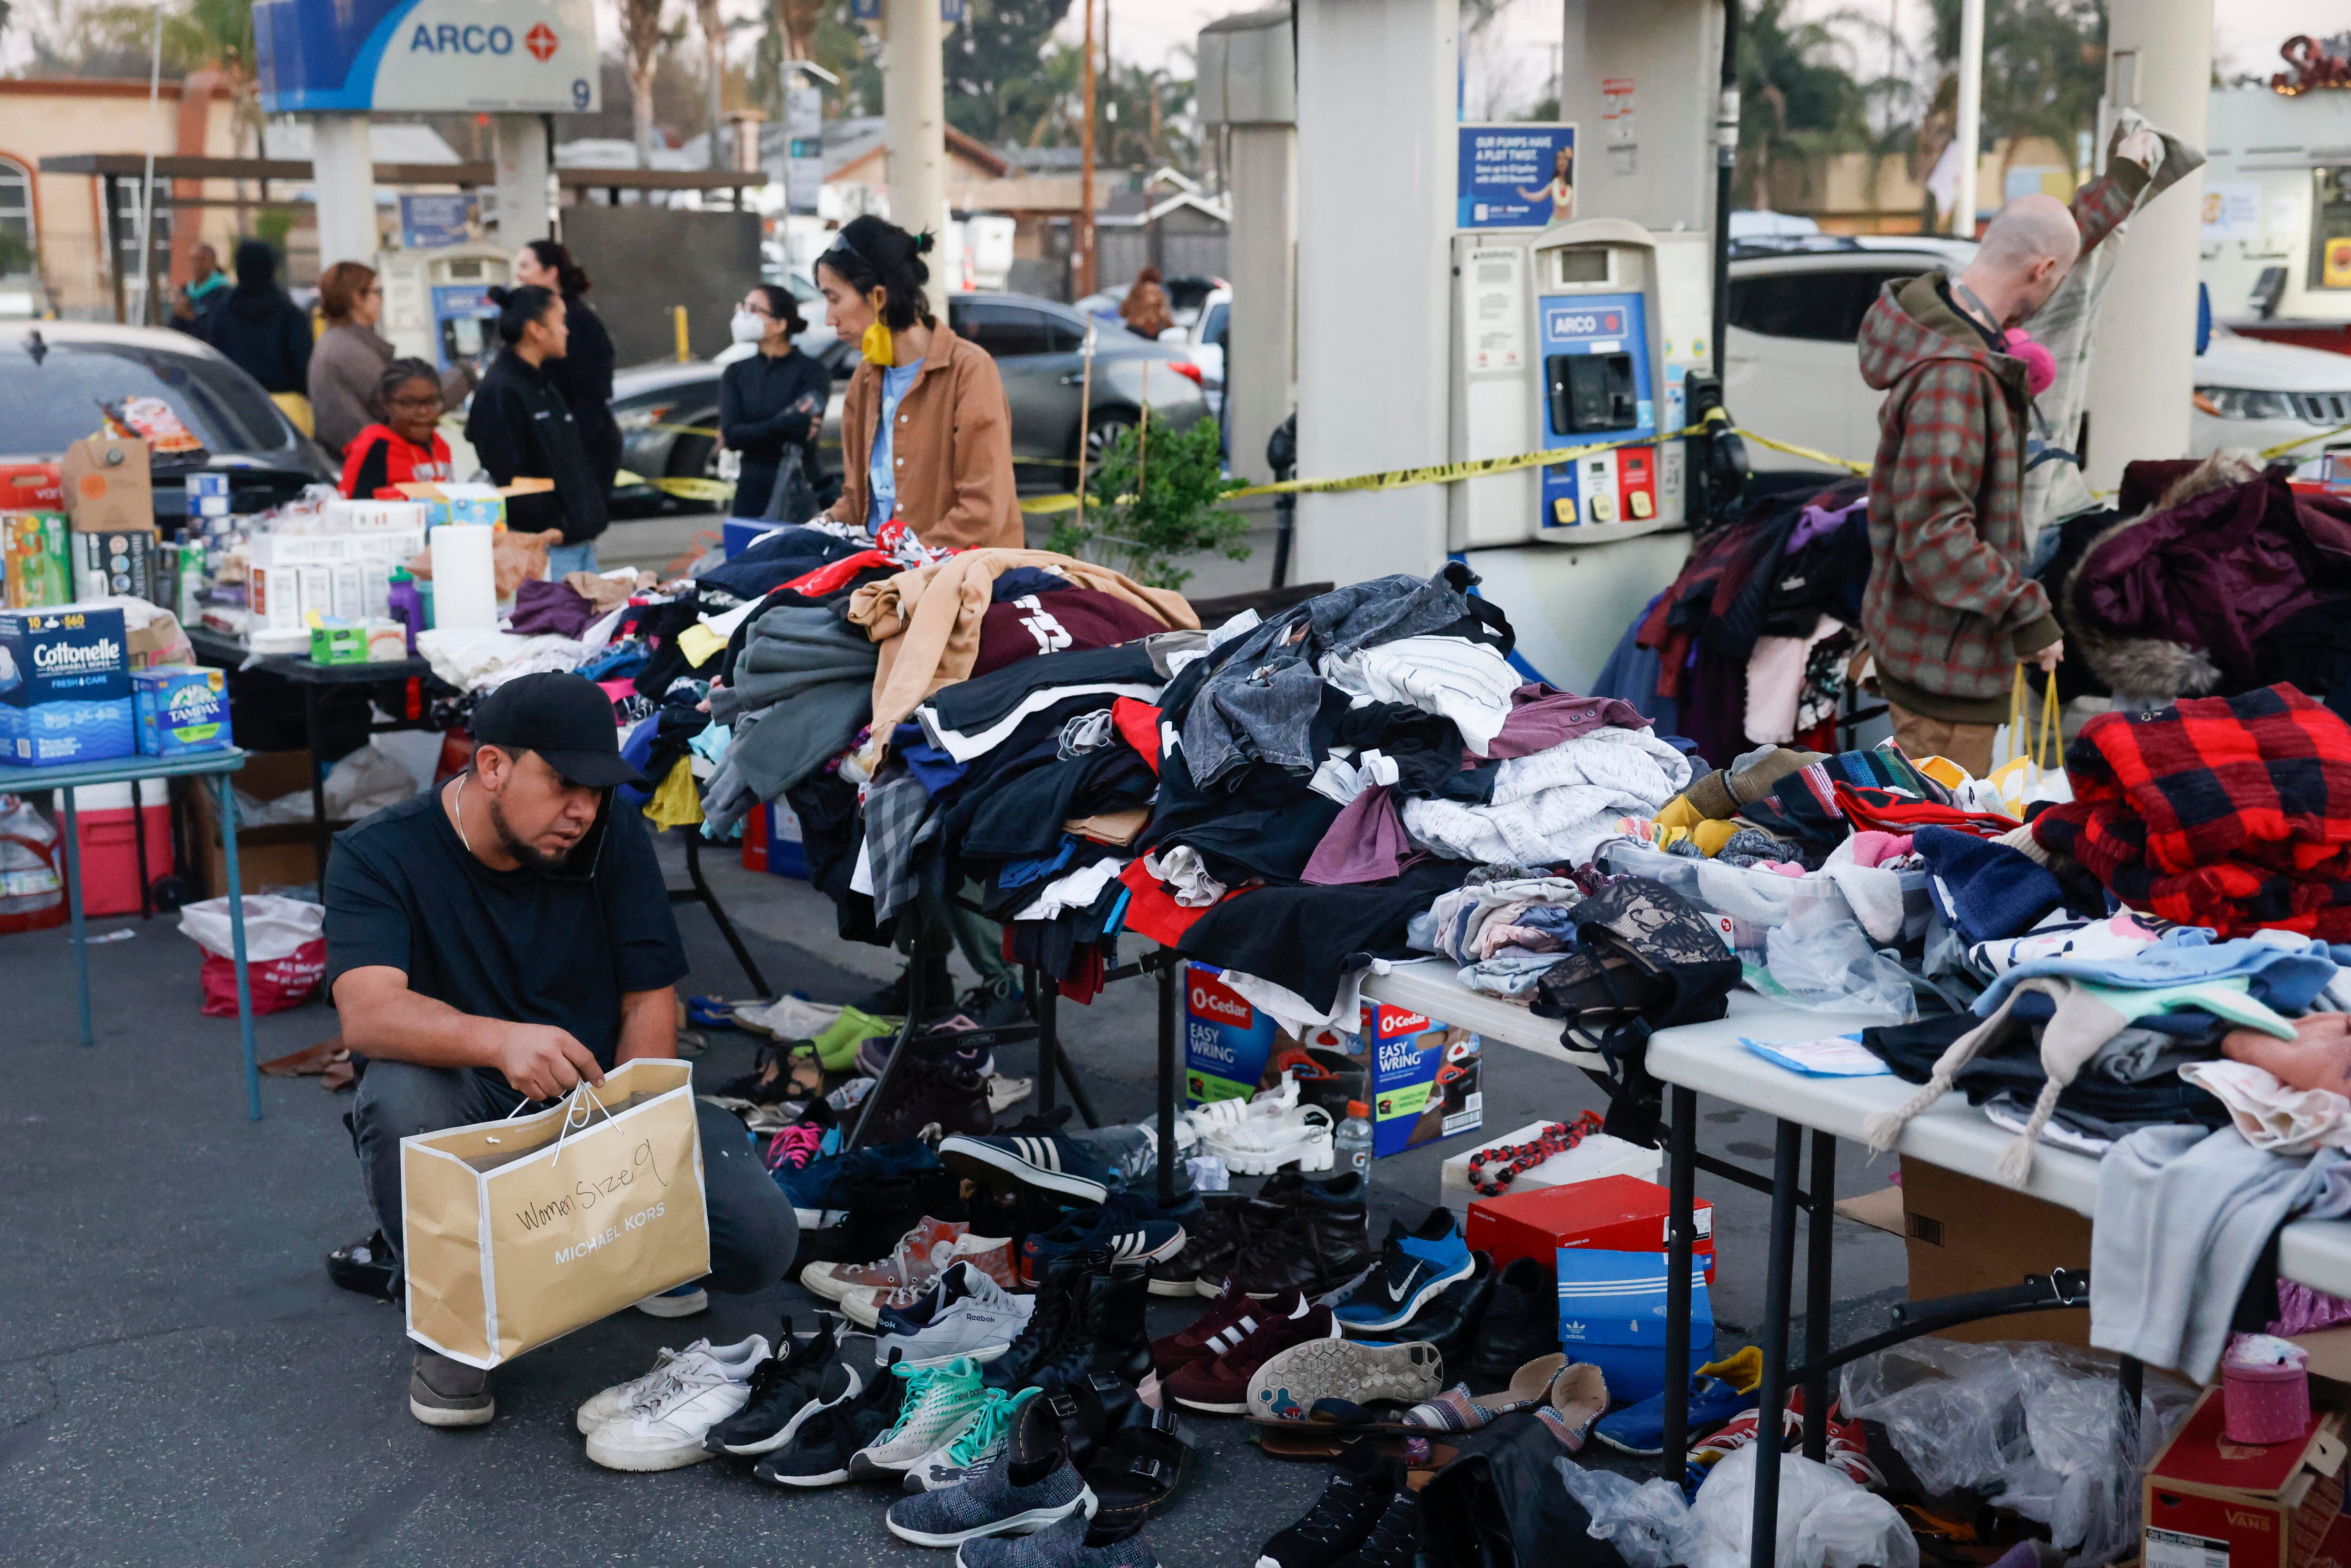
[2143, 1385, 2344, 1568]
[1466, 1174, 1714, 1283]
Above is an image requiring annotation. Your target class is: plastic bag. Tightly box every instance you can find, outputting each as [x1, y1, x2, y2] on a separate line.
[1684, 1445, 1919, 1568]
[1762, 903, 1917, 1022]
[0, 793, 65, 934]
[1554, 1459, 1704, 1568]
[323, 743, 419, 821]
[1841, 1339, 2196, 1567]
[178, 894, 326, 1016]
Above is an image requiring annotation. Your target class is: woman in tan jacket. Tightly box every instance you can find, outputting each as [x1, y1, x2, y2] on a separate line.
[813, 216, 1024, 552]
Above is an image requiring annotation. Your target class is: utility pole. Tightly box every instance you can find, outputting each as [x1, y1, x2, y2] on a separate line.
[882, 0, 947, 315]
[1079, 0, 1097, 295]
[1953, 0, 1983, 236]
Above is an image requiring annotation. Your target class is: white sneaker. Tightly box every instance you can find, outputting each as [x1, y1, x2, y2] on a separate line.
[845, 1358, 988, 1480]
[573, 1335, 770, 1435]
[585, 1350, 765, 1472]
[842, 1235, 1017, 1329]
[877, 1272, 1036, 1368]
[1201, 1096, 1335, 1175]
[735, 995, 844, 1040]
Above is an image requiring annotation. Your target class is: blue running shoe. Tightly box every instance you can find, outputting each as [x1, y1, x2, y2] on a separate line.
[1590, 1345, 1763, 1457]
[1330, 1208, 1473, 1334]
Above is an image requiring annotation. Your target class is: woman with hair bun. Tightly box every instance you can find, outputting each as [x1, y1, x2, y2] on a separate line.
[462, 284, 608, 572]
[811, 213, 1020, 551]
[514, 239, 622, 500]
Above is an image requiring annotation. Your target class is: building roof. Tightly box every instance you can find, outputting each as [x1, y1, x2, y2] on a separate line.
[807, 118, 1009, 181]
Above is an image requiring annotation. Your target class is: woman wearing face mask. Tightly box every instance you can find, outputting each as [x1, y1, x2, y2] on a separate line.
[813, 214, 1020, 551]
[465, 285, 608, 573]
[719, 285, 830, 522]
[513, 239, 622, 501]
[339, 358, 457, 499]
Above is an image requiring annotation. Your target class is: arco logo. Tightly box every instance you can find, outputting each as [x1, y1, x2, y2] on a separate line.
[525, 23, 559, 60]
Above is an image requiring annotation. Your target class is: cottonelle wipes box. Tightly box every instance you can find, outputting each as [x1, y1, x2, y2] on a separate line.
[0, 606, 133, 765]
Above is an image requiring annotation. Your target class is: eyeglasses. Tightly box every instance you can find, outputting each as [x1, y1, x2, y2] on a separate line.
[385, 392, 442, 410]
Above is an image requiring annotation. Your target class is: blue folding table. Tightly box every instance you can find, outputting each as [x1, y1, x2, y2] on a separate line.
[11, 748, 262, 1119]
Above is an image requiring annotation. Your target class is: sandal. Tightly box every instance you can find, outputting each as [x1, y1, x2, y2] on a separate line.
[1535, 1362, 1609, 1451]
[325, 1230, 399, 1303]
[1085, 1405, 1191, 1527]
[1397, 1353, 1568, 1433]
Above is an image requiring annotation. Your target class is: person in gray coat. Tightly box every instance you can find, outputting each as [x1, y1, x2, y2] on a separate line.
[308, 260, 474, 460]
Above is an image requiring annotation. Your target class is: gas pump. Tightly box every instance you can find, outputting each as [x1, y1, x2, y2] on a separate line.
[377, 243, 512, 375]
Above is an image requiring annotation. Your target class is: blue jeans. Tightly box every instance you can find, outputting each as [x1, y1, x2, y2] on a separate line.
[545, 540, 600, 577]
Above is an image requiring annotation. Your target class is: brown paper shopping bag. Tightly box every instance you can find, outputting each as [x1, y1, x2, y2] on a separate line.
[401, 1058, 710, 1369]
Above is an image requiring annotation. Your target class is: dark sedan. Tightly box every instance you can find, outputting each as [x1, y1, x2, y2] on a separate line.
[609, 292, 1211, 516]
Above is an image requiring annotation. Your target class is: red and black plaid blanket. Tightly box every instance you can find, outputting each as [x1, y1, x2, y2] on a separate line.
[2029, 684, 2351, 937]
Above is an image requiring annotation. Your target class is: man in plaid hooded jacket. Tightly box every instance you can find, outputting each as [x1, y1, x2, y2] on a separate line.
[1855, 132, 2162, 775]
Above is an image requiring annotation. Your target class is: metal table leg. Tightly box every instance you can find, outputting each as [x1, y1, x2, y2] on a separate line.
[132, 777, 152, 918]
[682, 831, 770, 997]
[1804, 1130, 1837, 1462]
[218, 776, 260, 1122]
[303, 683, 329, 892]
[1750, 1120, 1804, 1568]
[61, 785, 90, 1048]
[1156, 955, 1178, 1207]
[1662, 1085, 1698, 1484]
[847, 920, 929, 1148]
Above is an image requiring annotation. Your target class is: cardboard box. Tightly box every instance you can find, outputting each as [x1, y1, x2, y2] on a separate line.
[131, 665, 229, 756]
[1183, 963, 1284, 1104]
[1357, 999, 1483, 1155]
[0, 462, 63, 511]
[309, 623, 368, 665]
[1555, 1248, 1716, 1407]
[4, 512, 71, 608]
[1439, 1121, 1662, 1201]
[1901, 1157, 2091, 1347]
[187, 749, 320, 896]
[60, 434, 153, 536]
[0, 605, 133, 766]
[2143, 1386, 2346, 1568]
[1467, 1174, 1716, 1281]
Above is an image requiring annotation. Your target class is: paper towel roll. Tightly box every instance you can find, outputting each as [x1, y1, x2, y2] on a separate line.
[429, 525, 497, 631]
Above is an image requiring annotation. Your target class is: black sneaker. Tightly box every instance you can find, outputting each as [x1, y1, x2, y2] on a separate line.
[1332, 1489, 1420, 1568]
[754, 1354, 908, 1487]
[1462, 1255, 1560, 1390]
[1152, 1192, 1245, 1298]
[956, 976, 1030, 1029]
[853, 957, 954, 1019]
[943, 1123, 1115, 1205]
[409, 1347, 494, 1429]
[705, 1316, 848, 1457]
[1255, 1454, 1396, 1568]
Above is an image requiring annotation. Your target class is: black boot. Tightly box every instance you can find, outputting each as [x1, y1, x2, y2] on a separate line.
[1077, 1260, 1153, 1384]
[1463, 1255, 1558, 1389]
[1234, 1172, 1370, 1298]
[984, 1246, 1098, 1389]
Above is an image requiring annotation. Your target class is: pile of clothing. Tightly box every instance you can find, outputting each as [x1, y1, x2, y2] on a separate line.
[1594, 476, 1871, 764]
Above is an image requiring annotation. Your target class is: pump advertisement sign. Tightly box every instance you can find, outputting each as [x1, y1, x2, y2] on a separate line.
[1458, 123, 1577, 230]
[255, 0, 600, 114]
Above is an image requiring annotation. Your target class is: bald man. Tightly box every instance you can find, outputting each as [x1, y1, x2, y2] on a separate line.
[1855, 129, 2164, 776]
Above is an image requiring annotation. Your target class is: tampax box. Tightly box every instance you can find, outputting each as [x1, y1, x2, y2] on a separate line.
[1468, 1174, 1716, 1283]
[132, 665, 229, 756]
[1183, 963, 1283, 1104]
[2143, 1386, 2345, 1568]
[0, 605, 133, 766]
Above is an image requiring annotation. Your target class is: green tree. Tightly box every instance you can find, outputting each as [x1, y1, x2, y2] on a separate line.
[1049, 415, 1247, 591]
[943, 0, 1074, 146]
[1736, 0, 1877, 207]
[1925, 0, 2106, 177]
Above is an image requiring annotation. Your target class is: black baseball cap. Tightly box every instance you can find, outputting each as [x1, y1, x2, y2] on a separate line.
[469, 671, 645, 788]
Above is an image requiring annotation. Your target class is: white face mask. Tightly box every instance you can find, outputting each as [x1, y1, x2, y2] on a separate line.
[730, 309, 768, 345]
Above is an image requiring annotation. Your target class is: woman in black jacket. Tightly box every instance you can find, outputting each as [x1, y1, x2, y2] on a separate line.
[718, 284, 831, 521]
[513, 240, 622, 500]
[463, 286, 608, 573]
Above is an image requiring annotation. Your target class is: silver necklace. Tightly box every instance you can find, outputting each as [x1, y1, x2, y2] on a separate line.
[451, 772, 476, 857]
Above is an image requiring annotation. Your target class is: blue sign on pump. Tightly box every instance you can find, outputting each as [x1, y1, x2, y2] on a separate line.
[1458, 123, 1577, 230]
[254, 0, 600, 114]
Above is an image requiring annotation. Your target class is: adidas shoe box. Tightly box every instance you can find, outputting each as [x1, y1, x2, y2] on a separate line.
[0, 605, 133, 766]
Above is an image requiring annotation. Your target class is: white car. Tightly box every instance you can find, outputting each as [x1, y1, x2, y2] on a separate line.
[1725, 231, 2351, 478]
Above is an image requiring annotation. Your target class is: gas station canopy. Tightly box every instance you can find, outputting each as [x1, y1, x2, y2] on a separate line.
[252, 0, 602, 115]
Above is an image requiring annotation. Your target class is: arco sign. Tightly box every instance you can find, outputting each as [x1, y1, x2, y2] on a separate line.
[255, 0, 600, 114]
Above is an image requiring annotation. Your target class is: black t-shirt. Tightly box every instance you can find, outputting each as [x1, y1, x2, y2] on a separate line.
[324, 787, 687, 1072]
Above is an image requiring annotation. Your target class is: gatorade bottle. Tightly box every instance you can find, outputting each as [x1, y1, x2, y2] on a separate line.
[1335, 1100, 1374, 1182]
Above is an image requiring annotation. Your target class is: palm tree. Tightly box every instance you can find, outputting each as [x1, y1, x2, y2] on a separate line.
[692, 0, 726, 170]
[1736, 0, 1876, 209]
[1924, 0, 2106, 184]
[621, 0, 675, 167]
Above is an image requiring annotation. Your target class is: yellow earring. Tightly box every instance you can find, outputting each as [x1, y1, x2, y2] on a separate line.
[861, 320, 894, 366]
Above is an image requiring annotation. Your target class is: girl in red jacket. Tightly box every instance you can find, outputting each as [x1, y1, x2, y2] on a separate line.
[339, 358, 456, 499]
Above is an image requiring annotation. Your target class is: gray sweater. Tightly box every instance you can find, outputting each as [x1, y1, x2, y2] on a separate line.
[307, 322, 473, 460]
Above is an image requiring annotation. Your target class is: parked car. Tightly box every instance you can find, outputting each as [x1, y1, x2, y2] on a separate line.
[0, 322, 333, 520]
[609, 292, 1210, 515]
[1073, 274, 1228, 330]
[1184, 286, 1231, 420]
[1723, 231, 2351, 476]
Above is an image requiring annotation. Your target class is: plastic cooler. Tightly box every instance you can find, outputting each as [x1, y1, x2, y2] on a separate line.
[55, 780, 171, 916]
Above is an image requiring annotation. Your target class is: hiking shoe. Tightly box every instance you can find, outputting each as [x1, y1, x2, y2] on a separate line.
[846, 1235, 1019, 1329]
[1460, 1255, 1559, 1389]
[904, 1385, 1041, 1492]
[1247, 1340, 1442, 1426]
[1592, 1345, 1762, 1457]
[586, 1342, 766, 1471]
[1149, 1285, 1305, 1380]
[879, 1265, 1038, 1368]
[1329, 1208, 1472, 1334]
[1166, 1298, 1339, 1415]
[959, 1512, 1160, 1568]
[802, 1216, 968, 1303]
[1330, 1488, 1420, 1568]
[943, 1125, 1115, 1204]
[704, 1317, 849, 1457]
[867, 1059, 999, 1144]
[885, 1388, 1097, 1547]
[1254, 1455, 1396, 1568]
[409, 1347, 494, 1429]
[574, 1334, 770, 1434]
[755, 1357, 909, 1488]
[1231, 1173, 1371, 1299]
[850, 1357, 990, 1480]
[1022, 1193, 1188, 1284]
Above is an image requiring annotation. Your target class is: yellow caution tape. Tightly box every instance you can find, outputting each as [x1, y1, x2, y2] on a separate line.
[2259, 421, 2351, 462]
[1019, 494, 1083, 515]
[1727, 429, 1872, 476]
